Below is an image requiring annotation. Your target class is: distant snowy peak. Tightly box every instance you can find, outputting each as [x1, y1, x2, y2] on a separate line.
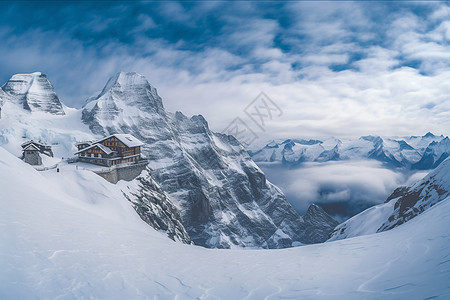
[0, 72, 65, 115]
[412, 137, 450, 170]
[423, 131, 436, 138]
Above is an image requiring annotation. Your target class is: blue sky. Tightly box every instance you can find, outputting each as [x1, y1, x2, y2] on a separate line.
[1, 1, 450, 140]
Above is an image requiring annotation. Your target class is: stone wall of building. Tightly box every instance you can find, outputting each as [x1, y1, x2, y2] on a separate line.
[95, 162, 148, 184]
[23, 151, 42, 165]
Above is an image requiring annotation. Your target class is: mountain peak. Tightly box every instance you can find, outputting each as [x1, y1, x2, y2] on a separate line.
[112, 71, 147, 85]
[360, 135, 383, 144]
[92, 71, 163, 111]
[99, 72, 151, 96]
[304, 204, 338, 225]
[306, 203, 322, 213]
[1, 72, 65, 115]
[424, 132, 436, 138]
[10, 71, 44, 79]
[265, 140, 279, 148]
[301, 203, 339, 243]
[82, 71, 165, 136]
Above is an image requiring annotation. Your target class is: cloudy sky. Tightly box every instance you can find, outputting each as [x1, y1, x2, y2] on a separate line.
[1, 1, 450, 141]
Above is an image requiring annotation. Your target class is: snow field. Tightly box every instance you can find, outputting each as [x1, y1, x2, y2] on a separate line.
[1, 147, 449, 299]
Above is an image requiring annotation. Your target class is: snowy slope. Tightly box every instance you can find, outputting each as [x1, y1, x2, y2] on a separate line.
[0, 73, 192, 243]
[1, 147, 449, 299]
[329, 157, 450, 241]
[82, 72, 337, 248]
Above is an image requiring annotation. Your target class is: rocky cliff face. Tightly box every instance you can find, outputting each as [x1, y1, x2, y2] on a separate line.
[302, 204, 339, 243]
[121, 168, 192, 244]
[0, 72, 65, 115]
[82, 72, 337, 248]
[377, 158, 450, 231]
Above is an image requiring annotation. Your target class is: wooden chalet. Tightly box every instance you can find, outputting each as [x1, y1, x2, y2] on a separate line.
[75, 134, 144, 167]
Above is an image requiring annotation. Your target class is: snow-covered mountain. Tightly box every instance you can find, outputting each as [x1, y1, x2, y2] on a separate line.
[0, 82, 91, 158]
[0, 79, 191, 243]
[1, 145, 449, 299]
[412, 136, 450, 170]
[250, 133, 448, 169]
[329, 156, 450, 241]
[81, 72, 339, 248]
[0, 71, 338, 249]
[0, 72, 65, 115]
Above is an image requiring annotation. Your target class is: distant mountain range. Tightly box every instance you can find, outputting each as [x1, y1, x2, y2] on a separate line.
[249, 134, 450, 170]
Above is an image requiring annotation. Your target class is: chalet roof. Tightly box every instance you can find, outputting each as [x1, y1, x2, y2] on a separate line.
[97, 134, 144, 148]
[23, 144, 40, 152]
[21, 140, 48, 149]
[96, 143, 114, 154]
[75, 141, 94, 146]
[74, 143, 114, 155]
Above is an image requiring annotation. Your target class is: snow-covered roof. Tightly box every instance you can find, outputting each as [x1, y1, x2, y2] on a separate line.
[21, 140, 47, 148]
[98, 134, 144, 148]
[96, 143, 114, 154]
[74, 143, 114, 155]
[75, 141, 93, 146]
[23, 144, 40, 151]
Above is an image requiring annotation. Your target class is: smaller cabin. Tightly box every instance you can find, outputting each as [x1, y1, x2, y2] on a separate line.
[21, 140, 53, 157]
[74, 134, 144, 167]
[22, 143, 42, 165]
[21, 140, 53, 165]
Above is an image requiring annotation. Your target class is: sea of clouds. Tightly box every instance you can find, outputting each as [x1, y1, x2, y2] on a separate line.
[259, 160, 429, 222]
